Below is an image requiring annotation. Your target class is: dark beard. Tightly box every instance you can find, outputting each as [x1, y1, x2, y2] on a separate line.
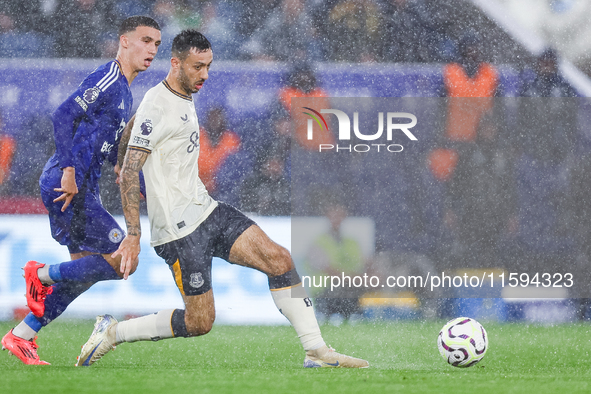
[179, 68, 197, 95]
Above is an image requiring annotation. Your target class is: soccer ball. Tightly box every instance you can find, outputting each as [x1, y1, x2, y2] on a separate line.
[437, 317, 488, 367]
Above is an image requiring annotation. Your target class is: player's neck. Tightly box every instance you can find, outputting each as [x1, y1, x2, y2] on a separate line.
[165, 72, 192, 97]
[116, 55, 138, 86]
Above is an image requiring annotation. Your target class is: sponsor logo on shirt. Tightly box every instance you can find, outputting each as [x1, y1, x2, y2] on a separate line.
[141, 119, 153, 135]
[101, 141, 114, 153]
[75, 96, 88, 111]
[187, 131, 199, 153]
[83, 87, 100, 104]
[132, 136, 150, 147]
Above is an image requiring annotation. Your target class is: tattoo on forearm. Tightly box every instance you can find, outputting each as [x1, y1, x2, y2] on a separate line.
[126, 225, 141, 237]
[120, 148, 149, 236]
[118, 115, 135, 168]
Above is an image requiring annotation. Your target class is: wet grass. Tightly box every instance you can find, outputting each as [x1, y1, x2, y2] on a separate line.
[1, 320, 590, 393]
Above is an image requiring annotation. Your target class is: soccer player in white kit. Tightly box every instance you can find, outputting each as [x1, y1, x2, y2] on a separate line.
[76, 30, 368, 369]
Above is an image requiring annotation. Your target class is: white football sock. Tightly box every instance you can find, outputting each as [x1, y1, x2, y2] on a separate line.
[12, 320, 38, 341]
[271, 284, 325, 351]
[115, 309, 175, 344]
[36, 265, 55, 285]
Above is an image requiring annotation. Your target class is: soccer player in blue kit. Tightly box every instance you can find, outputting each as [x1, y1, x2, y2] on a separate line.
[1, 16, 162, 365]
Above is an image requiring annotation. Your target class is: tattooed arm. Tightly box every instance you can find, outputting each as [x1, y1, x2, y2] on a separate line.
[118, 114, 135, 168]
[114, 115, 136, 183]
[111, 147, 149, 279]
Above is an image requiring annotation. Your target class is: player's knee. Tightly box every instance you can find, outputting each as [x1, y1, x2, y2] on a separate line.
[268, 245, 293, 276]
[127, 262, 138, 276]
[185, 317, 214, 336]
[102, 253, 137, 278]
[185, 309, 215, 336]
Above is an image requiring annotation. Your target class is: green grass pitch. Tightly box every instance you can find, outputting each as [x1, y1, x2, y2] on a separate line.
[1, 320, 590, 393]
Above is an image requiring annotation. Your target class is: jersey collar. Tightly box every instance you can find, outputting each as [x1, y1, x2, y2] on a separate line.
[162, 80, 193, 101]
[113, 59, 130, 86]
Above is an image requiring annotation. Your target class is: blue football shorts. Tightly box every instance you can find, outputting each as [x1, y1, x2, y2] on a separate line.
[154, 202, 256, 297]
[40, 165, 124, 255]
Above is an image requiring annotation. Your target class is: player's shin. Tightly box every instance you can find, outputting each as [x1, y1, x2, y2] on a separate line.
[115, 309, 177, 343]
[12, 313, 42, 341]
[40, 255, 120, 285]
[12, 281, 91, 339]
[40, 282, 92, 325]
[269, 269, 326, 351]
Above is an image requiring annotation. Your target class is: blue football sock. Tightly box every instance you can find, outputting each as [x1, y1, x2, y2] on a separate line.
[55, 254, 120, 283]
[38, 281, 92, 327]
[23, 312, 43, 332]
[28, 256, 119, 330]
[48, 264, 62, 282]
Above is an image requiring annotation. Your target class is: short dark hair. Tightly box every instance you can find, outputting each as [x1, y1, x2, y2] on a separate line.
[172, 30, 211, 60]
[118, 16, 160, 37]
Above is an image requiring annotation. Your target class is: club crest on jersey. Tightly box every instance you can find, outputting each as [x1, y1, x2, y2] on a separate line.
[189, 272, 204, 288]
[141, 119, 153, 135]
[108, 228, 124, 243]
[83, 87, 100, 104]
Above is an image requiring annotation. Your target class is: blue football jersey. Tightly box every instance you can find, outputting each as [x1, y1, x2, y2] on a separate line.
[44, 60, 132, 190]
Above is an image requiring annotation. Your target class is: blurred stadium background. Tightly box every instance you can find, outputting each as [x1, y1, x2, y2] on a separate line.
[1, 0, 591, 326]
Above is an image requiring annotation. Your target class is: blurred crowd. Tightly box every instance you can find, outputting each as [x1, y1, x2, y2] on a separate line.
[0, 0, 456, 62]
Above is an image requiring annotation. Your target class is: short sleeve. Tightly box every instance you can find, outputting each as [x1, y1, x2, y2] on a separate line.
[52, 62, 120, 169]
[70, 63, 120, 115]
[128, 100, 167, 154]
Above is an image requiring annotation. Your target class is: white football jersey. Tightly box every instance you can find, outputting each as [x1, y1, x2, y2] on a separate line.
[127, 80, 217, 246]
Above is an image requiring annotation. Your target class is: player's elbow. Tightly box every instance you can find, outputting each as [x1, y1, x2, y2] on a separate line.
[53, 98, 84, 124]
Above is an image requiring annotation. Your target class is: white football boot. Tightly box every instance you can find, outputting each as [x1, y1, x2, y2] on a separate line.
[303, 345, 369, 368]
[76, 315, 118, 366]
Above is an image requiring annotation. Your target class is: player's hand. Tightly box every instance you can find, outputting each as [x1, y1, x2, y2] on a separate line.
[112, 234, 141, 280]
[114, 164, 121, 184]
[53, 167, 78, 212]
